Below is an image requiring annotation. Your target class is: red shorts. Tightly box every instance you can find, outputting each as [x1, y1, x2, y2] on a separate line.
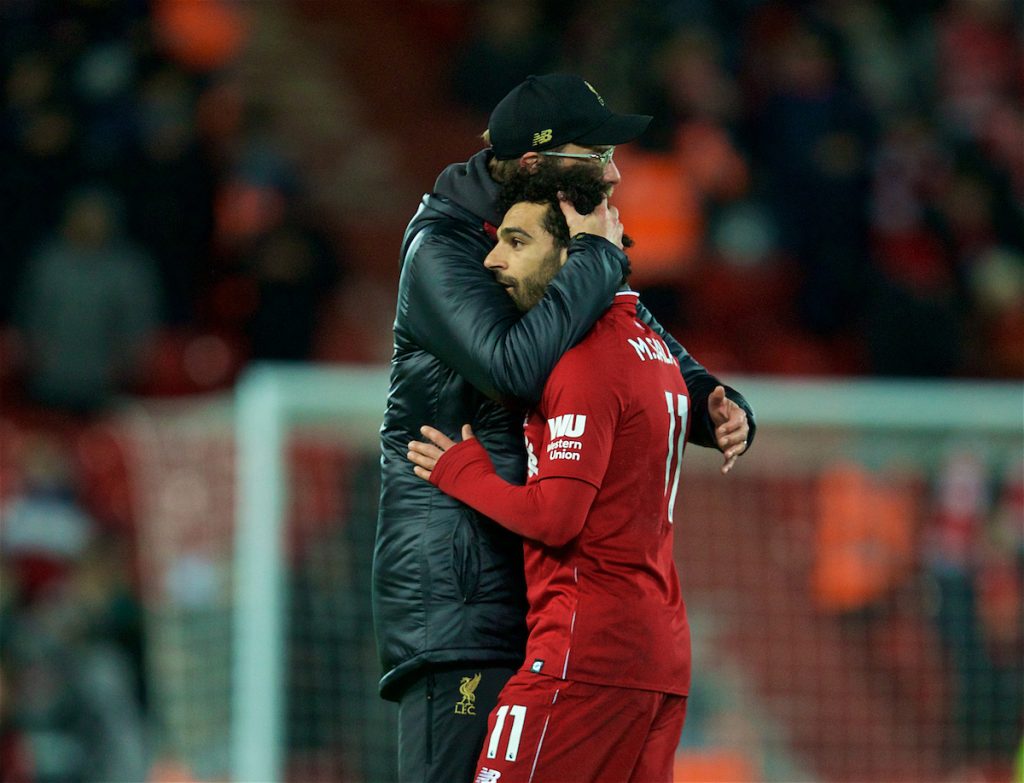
[472, 671, 687, 783]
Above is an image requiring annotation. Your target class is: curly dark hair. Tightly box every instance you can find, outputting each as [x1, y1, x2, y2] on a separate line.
[497, 164, 613, 249]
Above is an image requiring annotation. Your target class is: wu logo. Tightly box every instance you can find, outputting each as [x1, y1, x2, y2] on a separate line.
[455, 672, 482, 715]
[532, 128, 553, 146]
[547, 414, 586, 439]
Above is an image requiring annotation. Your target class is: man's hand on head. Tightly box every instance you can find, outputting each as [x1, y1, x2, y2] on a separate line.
[559, 196, 624, 249]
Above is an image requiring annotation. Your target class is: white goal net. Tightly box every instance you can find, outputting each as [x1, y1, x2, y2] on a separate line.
[119, 368, 1022, 783]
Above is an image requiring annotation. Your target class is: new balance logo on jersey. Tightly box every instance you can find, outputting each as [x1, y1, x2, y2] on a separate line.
[547, 414, 586, 439]
[475, 768, 502, 783]
[627, 336, 676, 365]
[525, 439, 538, 478]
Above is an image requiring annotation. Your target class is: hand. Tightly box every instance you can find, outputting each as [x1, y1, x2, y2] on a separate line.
[408, 424, 475, 481]
[708, 385, 748, 475]
[559, 196, 624, 249]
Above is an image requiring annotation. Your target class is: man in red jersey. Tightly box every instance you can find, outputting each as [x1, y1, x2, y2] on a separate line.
[407, 166, 750, 783]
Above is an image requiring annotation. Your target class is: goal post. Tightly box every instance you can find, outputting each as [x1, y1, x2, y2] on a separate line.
[124, 362, 1021, 782]
[232, 365, 388, 783]
[225, 365, 1021, 783]
[730, 376, 1021, 431]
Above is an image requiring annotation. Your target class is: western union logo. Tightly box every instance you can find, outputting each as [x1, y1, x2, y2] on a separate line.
[532, 129, 553, 146]
[547, 413, 586, 439]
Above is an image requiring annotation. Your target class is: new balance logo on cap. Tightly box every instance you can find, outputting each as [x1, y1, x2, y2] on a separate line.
[487, 73, 651, 160]
[532, 129, 553, 146]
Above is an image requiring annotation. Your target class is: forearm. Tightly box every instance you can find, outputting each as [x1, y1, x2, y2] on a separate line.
[486, 235, 628, 403]
[634, 301, 757, 449]
[430, 439, 596, 547]
[686, 376, 757, 450]
[405, 232, 627, 406]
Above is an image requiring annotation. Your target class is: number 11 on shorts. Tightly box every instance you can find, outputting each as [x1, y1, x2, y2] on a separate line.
[486, 704, 527, 761]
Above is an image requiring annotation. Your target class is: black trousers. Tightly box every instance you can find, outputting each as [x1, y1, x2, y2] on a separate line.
[397, 663, 518, 783]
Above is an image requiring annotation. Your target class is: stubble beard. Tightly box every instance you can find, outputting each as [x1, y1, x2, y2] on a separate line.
[509, 247, 564, 312]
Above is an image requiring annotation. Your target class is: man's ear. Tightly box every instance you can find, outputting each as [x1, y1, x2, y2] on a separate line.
[519, 152, 541, 173]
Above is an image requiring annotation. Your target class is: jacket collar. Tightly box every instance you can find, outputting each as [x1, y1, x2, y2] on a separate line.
[431, 149, 503, 227]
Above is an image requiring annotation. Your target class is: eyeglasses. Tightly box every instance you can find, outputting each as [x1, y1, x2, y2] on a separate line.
[539, 147, 615, 167]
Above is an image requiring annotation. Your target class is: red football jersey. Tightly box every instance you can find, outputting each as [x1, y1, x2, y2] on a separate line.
[521, 291, 692, 695]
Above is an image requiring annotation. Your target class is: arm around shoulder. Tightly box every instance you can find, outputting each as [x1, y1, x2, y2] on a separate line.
[402, 228, 629, 405]
[633, 300, 756, 449]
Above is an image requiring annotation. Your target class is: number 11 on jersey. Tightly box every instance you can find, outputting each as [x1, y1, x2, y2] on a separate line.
[664, 391, 688, 523]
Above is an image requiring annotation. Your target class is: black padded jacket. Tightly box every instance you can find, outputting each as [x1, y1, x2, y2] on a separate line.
[373, 149, 756, 700]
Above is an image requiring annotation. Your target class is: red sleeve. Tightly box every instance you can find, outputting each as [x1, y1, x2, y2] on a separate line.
[430, 438, 598, 547]
[534, 349, 621, 488]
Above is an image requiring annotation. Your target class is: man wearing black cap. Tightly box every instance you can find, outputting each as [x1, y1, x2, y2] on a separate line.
[374, 73, 755, 783]
[483, 73, 651, 185]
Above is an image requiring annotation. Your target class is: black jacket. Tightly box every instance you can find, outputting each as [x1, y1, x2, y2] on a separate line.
[373, 150, 755, 700]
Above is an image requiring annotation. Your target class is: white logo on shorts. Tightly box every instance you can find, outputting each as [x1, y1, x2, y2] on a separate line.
[475, 767, 502, 783]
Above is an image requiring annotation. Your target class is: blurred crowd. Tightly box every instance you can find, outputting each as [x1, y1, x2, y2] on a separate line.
[448, 0, 1024, 378]
[0, 0, 1020, 421]
[1, 0, 344, 421]
[0, 1, 1021, 782]
[809, 448, 1024, 777]
[0, 1, 342, 780]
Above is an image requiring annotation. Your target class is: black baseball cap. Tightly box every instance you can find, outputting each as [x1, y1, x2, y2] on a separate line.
[488, 73, 652, 160]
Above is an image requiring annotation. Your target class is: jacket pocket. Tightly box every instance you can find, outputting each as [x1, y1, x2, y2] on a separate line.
[451, 510, 481, 602]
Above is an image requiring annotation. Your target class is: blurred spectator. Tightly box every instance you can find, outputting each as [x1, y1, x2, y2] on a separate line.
[1, 546, 149, 783]
[241, 206, 342, 362]
[750, 20, 874, 336]
[201, 100, 353, 364]
[817, 0, 916, 115]
[1, 434, 95, 603]
[925, 447, 1024, 766]
[122, 67, 216, 325]
[812, 461, 916, 615]
[0, 434, 148, 783]
[72, 38, 138, 176]
[610, 145, 704, 284]
[151, 0, 247, 74]
[12, 187, 161, 414]
[612, 26, 749, 285]
[449, 0, 556, 114]
[0, 51, 79, 323]
[965, 246, 1024, 377]
[211, 103, 295, 254]
[0, 661, 34, 783]
[933, 0, 1019, 139]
